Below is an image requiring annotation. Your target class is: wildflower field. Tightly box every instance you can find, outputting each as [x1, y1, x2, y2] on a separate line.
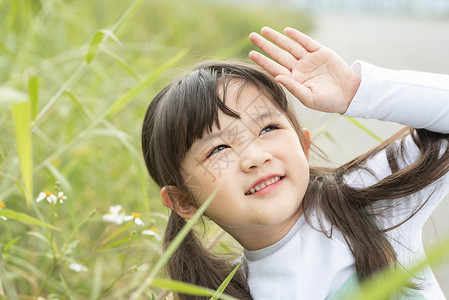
[2, 0, 449, 299]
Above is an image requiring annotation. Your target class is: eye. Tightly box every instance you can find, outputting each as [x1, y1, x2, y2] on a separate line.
[259, 124, 279, 135]
[207, 144, 230, 158]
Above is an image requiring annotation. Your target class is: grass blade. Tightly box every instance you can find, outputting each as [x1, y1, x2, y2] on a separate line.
[210, 262, 242, 300]
[59, 274, 76, 300]
[109, 0, 146, 34]
[0, 209, 60, 230]
[130, 183, 222, 300]
[27, 71, 39, 121]
[84, 30, 105, 64]
[32, 63, 87, 128]
[345, 117, 383, 143]
[150, 278, 239, 300]
[0, 253, 19, 300]
[11, 101, 33, 205]
[44, 162, 72, 194]
[32, 0, 144, 128]
[311, 114, 339, 140]
[102, 47, 139, 79]
[104, 49, 188, 118]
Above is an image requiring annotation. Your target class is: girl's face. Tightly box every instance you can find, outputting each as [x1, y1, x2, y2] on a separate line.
[181, 82, 310, 250]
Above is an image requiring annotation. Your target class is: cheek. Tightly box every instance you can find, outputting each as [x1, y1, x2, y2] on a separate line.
[204, 150, 237, 178]
[183, 173, 204, 202]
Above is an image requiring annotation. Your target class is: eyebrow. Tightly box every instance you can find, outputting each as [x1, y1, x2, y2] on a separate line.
[195, 110, 281, 150]
[250, 110, 280, 125]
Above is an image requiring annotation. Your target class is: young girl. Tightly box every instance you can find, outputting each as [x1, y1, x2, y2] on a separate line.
[141, 27, 449, 299]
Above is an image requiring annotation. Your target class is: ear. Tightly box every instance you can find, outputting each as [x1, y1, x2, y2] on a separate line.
[302, 128, 312, 161]
[161, 186, 197, 219]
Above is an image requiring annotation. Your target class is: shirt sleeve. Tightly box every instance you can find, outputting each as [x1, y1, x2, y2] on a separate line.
[342, 61, 449, 229]
[344, 61, 449, 134]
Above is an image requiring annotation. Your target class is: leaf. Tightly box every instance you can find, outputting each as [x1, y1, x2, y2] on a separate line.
[99, 236, 136, 251]
[11, 101, 33, 205]
[100, 29, 121, 44]
[27, 231, 51, 246]
[84, 30, 105, 64]
[28, 72, 39, 121]
[0, 209, 60, 230]
[150, 278, 239, 300]
[65, 90, 93, 121]
[345, 117, 383, 143]
[130, 184, 222, 299]
[311, 115, 340, 140]
[59, 274, 76, 300]
[102, 48, 139, 79]
[100, 221, 134, 246]
[2, 236, 22, 254]
[104, 49, 188, 118]
[211, 262, 242, 300]
[109, 0, 146, 33]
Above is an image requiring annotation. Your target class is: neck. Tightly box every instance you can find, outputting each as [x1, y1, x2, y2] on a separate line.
[230, 208, 303, 251]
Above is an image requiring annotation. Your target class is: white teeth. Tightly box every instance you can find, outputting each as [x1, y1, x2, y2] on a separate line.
[246, 176, 282, 195]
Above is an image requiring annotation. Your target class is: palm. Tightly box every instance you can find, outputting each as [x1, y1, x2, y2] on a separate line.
[249, 27, 359, 114]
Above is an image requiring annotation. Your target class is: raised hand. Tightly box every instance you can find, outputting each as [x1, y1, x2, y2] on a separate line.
[249, 27, 361, 114]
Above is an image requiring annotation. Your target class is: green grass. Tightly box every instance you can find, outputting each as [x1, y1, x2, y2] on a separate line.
[0, 0, 313, 298]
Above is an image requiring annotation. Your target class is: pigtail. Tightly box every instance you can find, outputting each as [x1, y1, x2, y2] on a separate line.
[304, 169, 397, 281]
[304, 128, 449, 283]
[164, 211, 252, 300]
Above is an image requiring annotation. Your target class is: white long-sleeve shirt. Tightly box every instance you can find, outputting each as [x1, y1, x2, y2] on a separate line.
[245, 61, 449, 300]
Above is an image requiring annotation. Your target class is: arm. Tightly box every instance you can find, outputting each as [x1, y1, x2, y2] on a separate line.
[345, 61, 449, 134]
[249, 27, 449, 134]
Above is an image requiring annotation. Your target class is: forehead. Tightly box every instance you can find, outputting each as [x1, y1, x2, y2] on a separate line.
[220, 80, 279, 115]
[189, 83, 284, 151]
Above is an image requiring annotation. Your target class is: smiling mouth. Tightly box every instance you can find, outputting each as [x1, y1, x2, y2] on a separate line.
[245, 176, 284, 195]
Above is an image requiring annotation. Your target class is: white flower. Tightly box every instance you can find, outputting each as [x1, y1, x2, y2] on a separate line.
[57, 192, 67, 204]
[103, 205, 145, 226]
[129, 212, 145, 226]
[36, 192, 58, 204]
[102, 205, 127, 225]
[109, 204, 123, 215]
[122, 212, 144, 226]
[134, 217, 145, 226]
[69, 262, 88, 272]
[142, 227, 162, 241]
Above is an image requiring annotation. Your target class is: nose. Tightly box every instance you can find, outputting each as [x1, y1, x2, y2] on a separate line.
[240, 143, 273, 172]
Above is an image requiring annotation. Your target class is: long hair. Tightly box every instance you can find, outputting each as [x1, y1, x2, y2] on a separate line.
[141, 61, 449, 299]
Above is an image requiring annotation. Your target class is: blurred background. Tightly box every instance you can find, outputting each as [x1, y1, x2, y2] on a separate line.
[0, 0, 448, 298]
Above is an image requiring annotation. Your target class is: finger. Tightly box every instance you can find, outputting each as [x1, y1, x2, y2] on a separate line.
[275, 75, 313, 108]
[249, 32, 297, 70]
[249, 50, 290, 78]
[260, 26, 308, 60]
[284, 27, 322, 52]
